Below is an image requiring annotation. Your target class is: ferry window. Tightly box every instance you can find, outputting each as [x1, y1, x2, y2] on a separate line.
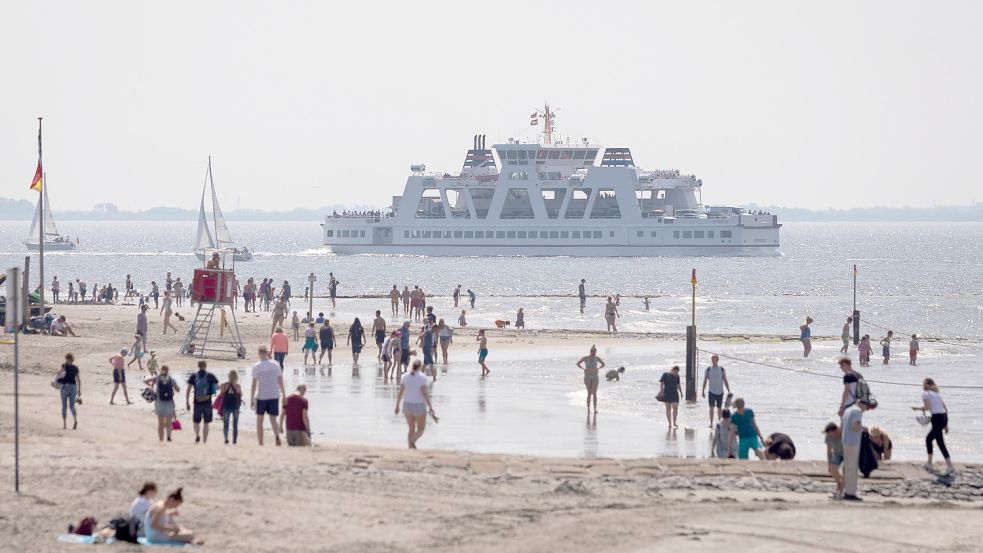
[574, 150, 586, 159]
[546, 150, 559, 159]
[528, 150, 537, 159]
[572, 231, 581, 238]
[446, 188, 469, 219]
[609, 231, 615, 237]
[468, 188, 493, 219]
[496, 231, 505, 238]
[325, 230, 333, 237]
[565, 188, 592, 219]
[541, 188, 566, 219]
[560, 231, 569, 238]
[650, 231, 657, 237]
[708, 231, 714, 239]
[721, 231, 732, 238]
[341, 230, 350, 238]
[590, 189, 621, 219]
[537, 172, 547, 180]
[423, 231, 432, 238]
[636, 190, 652, 199]
[592, 231, 602, 238]
[360, 231, 365, 237]
[694, 231, 704, 238]
[549, 231, 559, 238]
[454, 231, 463, 238]
[507, 150, 517, 159]
[433, 233, 441, 242]
[404, 231, 409, 238]
[542, 190, 555, 200]
[517, 231, 526, 238]
[475, 231, 484, 238]
[540, 231, 548, 238]
[549, 172, 561, 179]
[636, 231, 643, 237]
[416, 188, 446, 219]
[583, 234, 591, 242]
[559, 150, 572, 159]
[585, 149, 598, 161]
[657, 190, 667, 200]
[683, 231, 693, 239]
[536, 150, 548, 159]
[673, 231, 680, 239]
[507, 231, 516, 238]
[501, 189, 535, 219]
[464, 231, 474, 238]
[518, 150, 527, 160]
[487, 232, 494, 239]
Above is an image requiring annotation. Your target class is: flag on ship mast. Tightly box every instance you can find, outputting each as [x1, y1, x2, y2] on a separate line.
[29, 161, 43, 192]
[530, 112, 538, 126]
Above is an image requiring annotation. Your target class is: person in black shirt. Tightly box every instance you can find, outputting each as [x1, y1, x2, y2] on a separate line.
[57, 353, 82, 429]
[185, 361, 219, 444]
[764, 432, 797, 460]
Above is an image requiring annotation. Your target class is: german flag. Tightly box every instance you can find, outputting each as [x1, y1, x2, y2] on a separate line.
[29, 160, 42, 192]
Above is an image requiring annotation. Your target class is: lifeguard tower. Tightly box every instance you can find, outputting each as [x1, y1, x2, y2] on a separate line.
[180, 249, 246, 359]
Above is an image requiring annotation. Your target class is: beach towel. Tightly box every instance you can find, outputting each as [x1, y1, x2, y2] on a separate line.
[138, 537, 194, 547]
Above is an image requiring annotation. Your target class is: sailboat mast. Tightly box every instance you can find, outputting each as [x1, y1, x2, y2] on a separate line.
[208, 156, 218, 247]
[37, 117, 45, 319]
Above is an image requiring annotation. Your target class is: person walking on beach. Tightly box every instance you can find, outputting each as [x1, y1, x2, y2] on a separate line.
[124, 274, 134, 301]
[578, 279, 587, 314]
[399, 321, 412, 372]
[280, 385, 311, 447]
[604, 296, 620, 333]
[409, 286, 421, 321]
[576, 346, 606, 414]
[913, 378, 955, 474]
[515, 307, 525, 330]
[218, 370, 242, 444]
[243, 278, 256, 312]
[467, 288, 476, 309]
[145, 365, 179, 442]
[880, 330, 894, 365]
[302, 322, 319, 364]
[458, 310, 467, 327]
[56, 353, 81, 430]
[453, 284, 462, 308]
[185, 361, 219, 444]
[417, 323, 436, 381]
[643, 295, 651, 311]
[348, 317, 366, 365]
[251, 346, 286, 446]
[841, 398, 875, 501]
[78, 279, 88, 303]
[837, 357, 863, 416]
[110, 348, 133, 405]
[840, 317, 853, 354]
[373, 310, 387, 360]
[318, 320, 335, 366]
[658, 365, 682, 428]
[281, 280, 292, 306]
[711, 409, 736, 459]
[149, 281, 159, 309]
[68, 281, 75, 303]
[477, 329, 490, 377]
[823, 422, 845, 498]
[172, 278, 184, 308]
[395, 360, 437, 449]
[271, 297, 287, 335]
[127, 334, 145, 371]
[382, 330, 397, 380]
[401, 286, 411, 316]
[390, 285, 400, 317]
[909, 334, 920, 366]
[328, 272, 339, 309]
[701, 355, 731, 428]
[730, 397, 765, 459]
[136, 304, 149, 351]
[270, 327, 289, 370]
[437, 319, 452, 364]
[51, 276, 60, 302]
[799, 316, 813, 357]
[290, 311, 301, 341]
[160, 291, 178, 335]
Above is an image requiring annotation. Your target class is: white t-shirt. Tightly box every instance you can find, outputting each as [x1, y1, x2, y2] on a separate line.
[251, 359, 282, 400]
[402, 371, 428, 404]
[130, 496, 152, 521]
[705, 365, 726, 395]
[922, 390, 946, 414]
[50, 319, 65, 333]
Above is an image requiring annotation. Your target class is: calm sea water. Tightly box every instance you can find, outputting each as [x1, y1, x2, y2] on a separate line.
[2, 220, 981, 460]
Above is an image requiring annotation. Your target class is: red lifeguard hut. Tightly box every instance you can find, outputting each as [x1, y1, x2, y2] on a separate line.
[181, 250, 246, 358]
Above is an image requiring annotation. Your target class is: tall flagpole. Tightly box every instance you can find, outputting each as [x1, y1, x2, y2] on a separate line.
[37, 117, 45, 320]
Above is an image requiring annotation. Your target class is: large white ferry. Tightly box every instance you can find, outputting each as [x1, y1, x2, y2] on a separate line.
[323, 106, 780, 256]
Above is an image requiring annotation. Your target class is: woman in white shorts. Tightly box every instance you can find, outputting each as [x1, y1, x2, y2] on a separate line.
[395, 360, 437, 449]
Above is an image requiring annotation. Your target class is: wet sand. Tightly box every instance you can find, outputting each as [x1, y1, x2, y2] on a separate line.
[0, 304, 981, 552]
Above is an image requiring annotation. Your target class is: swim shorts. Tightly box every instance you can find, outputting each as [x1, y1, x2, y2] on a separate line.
[193, 401, 213, 423]
[255, 398, 279, 416]
[708, 392, 723, 408]
[478, 348, 488, 362]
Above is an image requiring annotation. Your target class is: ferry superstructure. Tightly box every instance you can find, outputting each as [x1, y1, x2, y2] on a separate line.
[323, 106, 780, 256]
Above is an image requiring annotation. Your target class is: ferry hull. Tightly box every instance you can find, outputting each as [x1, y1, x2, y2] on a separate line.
[325, 243, 780, 257]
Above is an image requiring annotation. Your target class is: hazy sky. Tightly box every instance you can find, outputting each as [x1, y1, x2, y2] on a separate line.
[2, 1, 980, 211]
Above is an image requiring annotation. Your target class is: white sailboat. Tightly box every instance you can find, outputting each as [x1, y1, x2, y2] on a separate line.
[25, 179, 77, 251]
[194, 157, 252, 262]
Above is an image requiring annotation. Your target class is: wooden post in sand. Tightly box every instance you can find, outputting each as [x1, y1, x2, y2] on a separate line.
[853, 264, 861, 346]
[6, 266, 22, 493]
[685, 269, 697, 403]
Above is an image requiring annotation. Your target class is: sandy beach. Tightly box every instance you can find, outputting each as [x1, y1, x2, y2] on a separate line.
[1, 304, 982, 552]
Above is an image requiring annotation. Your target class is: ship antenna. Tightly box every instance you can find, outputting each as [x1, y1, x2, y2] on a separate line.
[531, 102, 559, 145]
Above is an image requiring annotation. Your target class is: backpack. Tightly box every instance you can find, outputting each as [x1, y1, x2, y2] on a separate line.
[193, 372, 212, 402]
[109, 515, 141, 543]
[69, 517, 98, 536]
[854, 374, 876, 409]
[157, 378, 174, 402]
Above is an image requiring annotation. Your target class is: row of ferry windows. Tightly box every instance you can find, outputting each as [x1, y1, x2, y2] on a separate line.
[660, 230, 731, 239]
[501, 149, 598, 161]
[325, 230, 366, 238]
[405, 230, 610, 240]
